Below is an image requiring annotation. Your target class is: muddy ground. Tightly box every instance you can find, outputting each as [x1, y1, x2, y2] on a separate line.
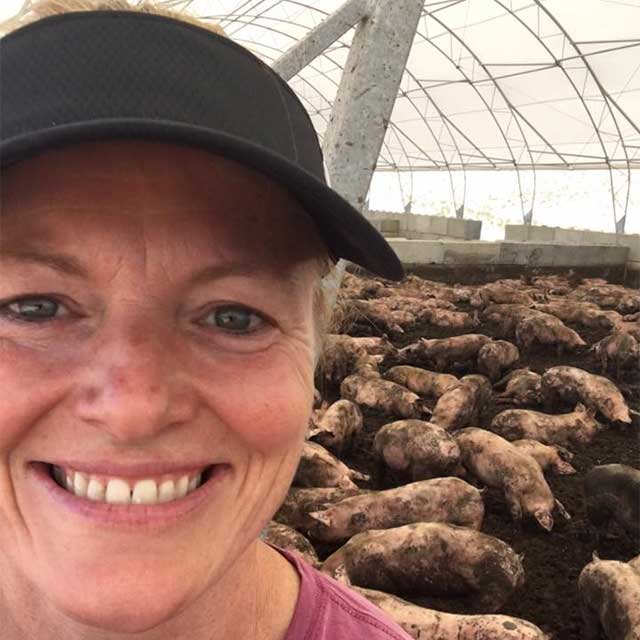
[314, 295, 639, 639]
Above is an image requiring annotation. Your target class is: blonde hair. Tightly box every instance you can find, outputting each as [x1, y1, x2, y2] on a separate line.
[1, 0, 227, 36]
[2, 0, 336, 364]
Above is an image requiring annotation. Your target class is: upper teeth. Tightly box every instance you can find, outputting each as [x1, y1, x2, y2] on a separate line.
[52, 465, 205, 505]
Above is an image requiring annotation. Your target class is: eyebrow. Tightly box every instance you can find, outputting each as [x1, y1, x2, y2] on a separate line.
[1, 249, 89, 278]
[1, 248, 296, 289]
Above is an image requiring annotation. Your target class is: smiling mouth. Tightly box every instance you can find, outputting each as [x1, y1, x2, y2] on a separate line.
[46, 463, 214, 505]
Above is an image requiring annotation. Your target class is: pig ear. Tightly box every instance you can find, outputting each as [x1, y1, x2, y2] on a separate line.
[308, 511, 331, 527]
[555, 499, 571, 520]
[575, 403, 586, 413]
[587, 406, 597, 418]
[534, 511, 554, 532]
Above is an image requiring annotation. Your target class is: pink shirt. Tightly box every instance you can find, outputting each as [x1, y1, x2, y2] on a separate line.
[274, 547, 413, 640]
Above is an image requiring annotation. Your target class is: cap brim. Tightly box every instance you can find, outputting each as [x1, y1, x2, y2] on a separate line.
[1, 119, 405, 281]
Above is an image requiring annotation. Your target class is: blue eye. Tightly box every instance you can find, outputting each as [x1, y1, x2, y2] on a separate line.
[0, 296, 66, 323]
[206, 306, 265, 334]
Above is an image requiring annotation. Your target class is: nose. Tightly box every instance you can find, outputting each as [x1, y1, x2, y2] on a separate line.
[73, 318, 198, 443]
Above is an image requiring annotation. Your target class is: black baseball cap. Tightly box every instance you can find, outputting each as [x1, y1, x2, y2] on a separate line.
[0, 10, 404, 281]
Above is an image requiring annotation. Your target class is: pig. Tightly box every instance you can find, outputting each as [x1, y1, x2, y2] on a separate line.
[477, 340, 520, 382]
[541, 366, 632, 423]
[579, 554, 640, 640]
[383, 366, 459, 400]
[454, 428, 570, 530]
[293, 441, 369, 490]
[532, 301, 615, 329]
[373, 419, 462, 481]
[320, 522, 524, 613]
[471, 282, 534, 308]
[353, 587, 550, 640]
[340, 374, 425, 419]
[318, 333, 382, 386]
[511, 439, 577, 475]
[431, 374, 492, 431]
[624, 311, 640, 322]
[494, 368, 542, 406]
[515, 313, 586, 354]
[584, 464, 640, 543]
[590, 332, 639, 377]
[274, 486, 362, 532]
[261, 521, 319, 566]
[424, 307, 478, 330]
[490, 404, 600, 448]
[398, 334, 491, 371]
[307, 478, 484, 542]
[308, 399, 363, 455]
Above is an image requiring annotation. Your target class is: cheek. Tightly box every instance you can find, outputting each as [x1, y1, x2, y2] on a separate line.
[199, 347, 315, 454]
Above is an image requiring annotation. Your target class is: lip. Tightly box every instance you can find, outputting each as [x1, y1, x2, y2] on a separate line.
[44, 459, 214, 478]
[29, 461, 231, 528]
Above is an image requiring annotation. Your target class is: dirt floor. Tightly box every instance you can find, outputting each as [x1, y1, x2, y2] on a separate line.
[314, 294, 640, 639]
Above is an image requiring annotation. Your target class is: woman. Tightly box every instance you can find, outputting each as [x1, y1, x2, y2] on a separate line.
[0, 2, 410, 638]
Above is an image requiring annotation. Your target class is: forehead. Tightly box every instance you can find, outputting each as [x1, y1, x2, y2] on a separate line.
[0, 140, 326, 274]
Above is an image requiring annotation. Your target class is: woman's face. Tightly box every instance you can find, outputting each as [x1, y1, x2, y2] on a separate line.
[0, 141, 324, 631]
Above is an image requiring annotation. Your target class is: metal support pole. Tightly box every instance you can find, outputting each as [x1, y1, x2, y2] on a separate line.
[322, 0, 425, 210]
[271, 0, 370, 81]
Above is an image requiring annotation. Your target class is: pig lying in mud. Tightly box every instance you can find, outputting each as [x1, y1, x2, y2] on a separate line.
[294, 442, 369, 490]
[481, 304, 537, 336]
[321, 522, 524, 613]
[424, 307, 478, 330]
[307, 478, 484, 542]
[541, 366, 632, 423]
[490, 404, 600, 448]
[511, 439, 577, 475]
[261, 521, 319, 566]
[431, 375, 492, 431]
[353, 587, 550, 640]
[584, 464, 640, 543]
[454, 428, 570, 530]
[341, 374, 426, 419]
[494, 368, 542, 406]
[274, 486, 362, 532]
[373, 419, 461, 481]
[318, 333, 385, 385]
[399, 334, 491, 370]
[308, 399, 363, 455]
[471, 282, 533, 308]
[590, 332, 639, 377]
[579, 554, 640, 640]
[532, 301, 615, 329]
[515, 313, 586, 354]
[477, 340, 520, 382]
[383, 366, 459, 400]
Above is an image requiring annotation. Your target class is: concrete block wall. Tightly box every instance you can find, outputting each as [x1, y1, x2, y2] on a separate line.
[505, 225, 640, 273]
[387, 239, 629, 269]
[365, 210, 482, 241]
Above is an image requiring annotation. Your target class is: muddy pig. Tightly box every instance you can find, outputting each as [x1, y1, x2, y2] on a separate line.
[340, 374, 425, 419]
[512, 439, 576, 475]
[584, 464, 640, 543]
[579, 554, 640, 640]
[320, 522, 524, 613]
[477, 340, 520, 382]
[431, 374, 492, 431]
[541, 365, 631, 423]
[274, 486, 363, 532]
[294, 441, 369, 490]
[353, 587, 550, 640]
[424, 307, 478, 331]
[398, 334, 491, 370]
[515, 313, 586, 354]
[373, 419, 461, 480]
[318, 333, 382, 385]
[261, 521, 319, 566]
[494, 368, 542, 406]
[307, 478, 484, 542]
[308, 399, 363, 455]
[491, 404, 600, 448]
[383, 366, 459, 400]
[590, 332, 639, 377]
[454, 428, 570, 530]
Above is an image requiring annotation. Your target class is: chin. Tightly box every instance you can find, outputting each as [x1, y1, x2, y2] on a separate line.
[44, 558, 204, 633]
